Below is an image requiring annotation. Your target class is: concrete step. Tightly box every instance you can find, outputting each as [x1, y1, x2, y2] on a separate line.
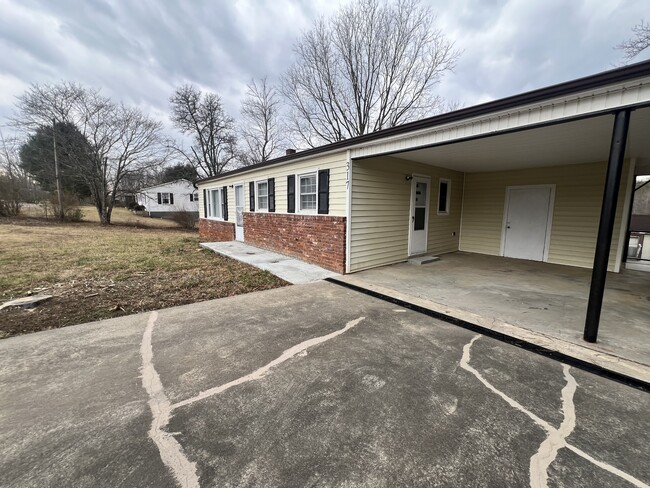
[408, 255, 440, 266]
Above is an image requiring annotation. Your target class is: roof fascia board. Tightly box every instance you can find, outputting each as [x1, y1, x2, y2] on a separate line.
[138, 179, 193, 191]
[350, 76, 650, 159]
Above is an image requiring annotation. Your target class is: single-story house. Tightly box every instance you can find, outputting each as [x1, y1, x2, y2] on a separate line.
[136, 179, 199, 218]
[197, 60, 650, 277]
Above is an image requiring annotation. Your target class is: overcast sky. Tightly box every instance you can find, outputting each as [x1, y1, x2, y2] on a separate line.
[1, 0, 649, 141]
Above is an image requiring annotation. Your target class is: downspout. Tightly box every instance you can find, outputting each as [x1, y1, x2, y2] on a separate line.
[458, 171, 466, 252]
[345, 150, 352, 274]
[619, 158, 637, 266]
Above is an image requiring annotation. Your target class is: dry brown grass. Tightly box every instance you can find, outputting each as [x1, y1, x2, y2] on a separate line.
[21, 204, 181, 228]
[0, 220, 287, 338]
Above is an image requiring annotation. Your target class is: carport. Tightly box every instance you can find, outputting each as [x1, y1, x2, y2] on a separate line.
[345, 70, 650, 358]
[336, 252, 650, 372]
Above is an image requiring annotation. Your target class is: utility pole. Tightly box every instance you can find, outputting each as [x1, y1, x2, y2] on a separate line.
[52, 118, 64, 221]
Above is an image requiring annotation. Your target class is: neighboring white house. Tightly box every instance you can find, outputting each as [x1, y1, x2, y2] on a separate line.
[136, 179, 199, 218]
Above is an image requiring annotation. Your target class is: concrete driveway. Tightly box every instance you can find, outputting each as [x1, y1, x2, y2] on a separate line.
[1, 282, 648, 487]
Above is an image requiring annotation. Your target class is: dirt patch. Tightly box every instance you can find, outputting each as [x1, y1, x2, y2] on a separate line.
[0, 221, 288, 338]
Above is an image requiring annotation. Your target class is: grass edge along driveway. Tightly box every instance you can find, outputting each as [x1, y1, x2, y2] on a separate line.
[0, 220, 287, 338]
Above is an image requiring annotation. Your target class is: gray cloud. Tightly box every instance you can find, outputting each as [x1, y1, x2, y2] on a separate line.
[1, 0, 649, 139]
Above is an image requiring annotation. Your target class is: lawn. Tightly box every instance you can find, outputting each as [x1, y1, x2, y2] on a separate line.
[20, 204, 182, 228]
[0, 217, 287, 338]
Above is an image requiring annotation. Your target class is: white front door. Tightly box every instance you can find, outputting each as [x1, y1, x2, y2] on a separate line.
[503, 186, 553, 261]
[409, 176, 430, 255]
[234, 184, 244, 241]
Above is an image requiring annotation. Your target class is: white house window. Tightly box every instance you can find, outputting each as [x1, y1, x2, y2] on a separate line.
[190, 192, 198, 202]
[299, 173, 317, 211]
[162, 193, 170, 205]
[207, 189, 223, 219]
[256, 181, 268, 211]
[438, 179, 451, 215]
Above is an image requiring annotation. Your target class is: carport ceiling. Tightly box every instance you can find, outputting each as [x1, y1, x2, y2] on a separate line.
[390, 106, 650, 173]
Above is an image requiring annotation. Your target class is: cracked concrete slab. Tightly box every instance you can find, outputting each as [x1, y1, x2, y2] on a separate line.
[0, 282, 648, 487]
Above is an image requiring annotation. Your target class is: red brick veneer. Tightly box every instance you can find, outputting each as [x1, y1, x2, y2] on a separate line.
[199, 218, 235, 241]
[244, 213, 346, 273]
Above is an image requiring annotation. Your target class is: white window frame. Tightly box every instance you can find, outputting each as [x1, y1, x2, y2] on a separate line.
[297, 171, 318, 214]
[191, 192, 198, 202]
[206, 188, 223, 220]
[256, 180, 269, 212]
[437, 178, 451, 216]
[161, 192, 170, 205]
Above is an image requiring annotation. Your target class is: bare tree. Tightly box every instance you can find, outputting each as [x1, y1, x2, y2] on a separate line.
[169, 85, 238, 177]
[240, 78, 285, 165]
[0, 130, 27, 217]
[618, 20, 650, 60]
[281, 0, 459, 147]
[14, 82, 169, 224]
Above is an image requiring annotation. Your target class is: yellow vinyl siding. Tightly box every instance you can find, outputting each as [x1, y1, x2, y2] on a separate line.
[197, 151, 348, 220]
[460, 160, 631, 271]
[350, 156, 464, 272]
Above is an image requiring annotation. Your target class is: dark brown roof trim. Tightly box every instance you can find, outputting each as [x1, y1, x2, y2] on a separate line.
[198, 59, 650, 184]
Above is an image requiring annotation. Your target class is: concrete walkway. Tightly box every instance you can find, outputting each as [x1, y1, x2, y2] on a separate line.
[201, 241, 339, 284]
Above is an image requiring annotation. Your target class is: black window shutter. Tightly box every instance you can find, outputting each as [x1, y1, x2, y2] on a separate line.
[222, 186, 228, 220]
[287, 175, 295, 213]
[249, 182, 255, 211]
[190, 193, 194, 202]
[170, 193, 174, 205]
[317, 169, 330, 214]
[203, 189, 207, 217]
[157, 192, 162, 204]
[268, 178, 275, 212]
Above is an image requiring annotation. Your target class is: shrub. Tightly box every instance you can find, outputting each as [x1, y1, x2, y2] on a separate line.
[0, 199, 20, 217]
[46, 191, 81, 220]
[127, 201, 138, 210]
[64, 207, 85, 222]
[134, 204, 145, 211]
[0, 174, 22, 217]
[170, 211, 198, 230]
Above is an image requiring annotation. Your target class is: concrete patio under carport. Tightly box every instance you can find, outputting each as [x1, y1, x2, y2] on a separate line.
[334, 252, 650, 382]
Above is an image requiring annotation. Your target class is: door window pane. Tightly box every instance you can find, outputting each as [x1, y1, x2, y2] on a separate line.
[414, 208, 426, 230]
[415, 182, 427, 207]
[235, 186, 244, 226]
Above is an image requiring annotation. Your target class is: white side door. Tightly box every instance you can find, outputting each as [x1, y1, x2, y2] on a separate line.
[408, 176, 430, 255]
[234, 184, 244, 241]
[503, 186, 553, 261]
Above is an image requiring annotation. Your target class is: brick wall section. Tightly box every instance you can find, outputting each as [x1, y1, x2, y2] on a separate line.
[244, 213, 346, 273]
[199, 218, 235, 241]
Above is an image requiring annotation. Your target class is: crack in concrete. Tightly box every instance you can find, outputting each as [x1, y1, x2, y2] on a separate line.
[529, 365, 576, 488]
[140, 314, 366, 488]
[140, 312, 199, 488]
[171, 316, 366, 411]
[461, 334, 649, 488]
